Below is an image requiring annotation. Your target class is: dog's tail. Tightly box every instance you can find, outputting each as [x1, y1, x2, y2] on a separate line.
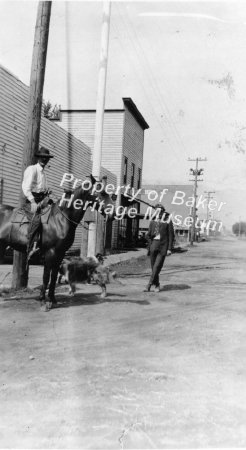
[108, 270, 124, 285]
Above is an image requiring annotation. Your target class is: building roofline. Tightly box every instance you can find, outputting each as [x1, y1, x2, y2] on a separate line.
[60, 98, 149, 130]
[122, 98, 149, 130]
[60, 109, 125, 113]
[0, 64, 28, 89]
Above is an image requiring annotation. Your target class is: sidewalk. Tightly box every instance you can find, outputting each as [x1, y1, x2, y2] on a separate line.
[104, 248, 146, 266]
[0, 248, 147, 289]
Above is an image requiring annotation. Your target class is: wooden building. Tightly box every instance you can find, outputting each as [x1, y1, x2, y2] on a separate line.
[56, 98, 149, 249]
[0, 64, 116, 255]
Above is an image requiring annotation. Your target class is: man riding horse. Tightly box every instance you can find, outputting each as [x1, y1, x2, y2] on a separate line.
[0, 154, 116, 310]
[22, 146, 54, 261]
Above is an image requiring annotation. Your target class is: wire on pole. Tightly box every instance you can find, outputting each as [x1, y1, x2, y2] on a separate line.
[188, 157, 207, 245]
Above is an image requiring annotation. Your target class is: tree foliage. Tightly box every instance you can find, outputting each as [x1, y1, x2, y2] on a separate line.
[43, 100, 60, 120]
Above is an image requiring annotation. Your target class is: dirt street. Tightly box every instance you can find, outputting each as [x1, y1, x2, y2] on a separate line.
[0, 237, 246, 449]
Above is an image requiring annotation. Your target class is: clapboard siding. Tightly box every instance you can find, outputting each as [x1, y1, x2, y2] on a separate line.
[0, 68, 26, 206]
[59, 111, 124, 191]
[57, 101, 147, 249]
[0, 65, 116, 253]
[58, 111, 124, 249]
[122, 107, 144, 189]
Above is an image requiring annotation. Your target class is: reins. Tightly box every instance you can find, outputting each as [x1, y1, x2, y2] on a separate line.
[44, 192, 88, 228]
[49, 188, 107, 230]
[55, 204, 87, 228]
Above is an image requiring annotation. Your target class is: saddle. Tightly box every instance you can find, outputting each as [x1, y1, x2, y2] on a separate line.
[11, 205, 52, 225]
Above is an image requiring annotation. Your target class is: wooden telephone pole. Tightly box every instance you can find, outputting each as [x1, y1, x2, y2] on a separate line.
[12, 1, 52, 289]
[188, 157, 207, 246]
[203, 190, 215, 236]
[204, 191, 215, 220]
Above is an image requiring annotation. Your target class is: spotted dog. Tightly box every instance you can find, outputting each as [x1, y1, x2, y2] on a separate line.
[58, 253, 104, 284]
[58, 254, 115, 298]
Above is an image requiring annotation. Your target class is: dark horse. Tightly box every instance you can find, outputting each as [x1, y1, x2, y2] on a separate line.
[0, 176, 115, 311]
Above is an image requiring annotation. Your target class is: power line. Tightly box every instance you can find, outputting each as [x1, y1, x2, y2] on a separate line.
[122, 5, 187, 154]
[111, 19, 179, 159]
[114, 3, 185, 161]
[110, 21, 171, 143]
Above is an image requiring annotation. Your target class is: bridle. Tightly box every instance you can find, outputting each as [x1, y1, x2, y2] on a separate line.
[51, 187, 111, 228]
[52, 203, 97, 230]
[54, 199, 107, 229]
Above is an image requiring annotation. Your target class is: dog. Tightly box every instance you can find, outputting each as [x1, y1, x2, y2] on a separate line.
[58, 253, 115, 298]
[58, 253, 104, 284]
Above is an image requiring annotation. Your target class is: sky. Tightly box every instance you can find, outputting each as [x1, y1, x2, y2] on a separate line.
[0, 0, 246, 229]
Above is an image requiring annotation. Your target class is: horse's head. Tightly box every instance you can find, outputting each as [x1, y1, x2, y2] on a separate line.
[58, 174, 116, 221]
[89, 175, 116, 221]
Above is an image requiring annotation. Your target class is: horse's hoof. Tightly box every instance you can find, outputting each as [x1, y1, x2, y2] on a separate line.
[68, 291, 75, 297]
[46, 301, 53, 310]
[101, 292, 107, 299]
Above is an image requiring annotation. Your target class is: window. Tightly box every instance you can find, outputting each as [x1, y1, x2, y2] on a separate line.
[137, 168, 141, 189]
[131, 163, 135, 188]
[123, 157, 128, 184]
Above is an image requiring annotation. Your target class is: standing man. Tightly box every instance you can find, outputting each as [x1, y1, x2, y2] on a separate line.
[144, 203, 174, 292]
[22, 146, 54, 260]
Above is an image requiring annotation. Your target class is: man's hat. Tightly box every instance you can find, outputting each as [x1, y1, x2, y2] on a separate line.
[35, 147, 54, 158]
[155, 203, 165, 211]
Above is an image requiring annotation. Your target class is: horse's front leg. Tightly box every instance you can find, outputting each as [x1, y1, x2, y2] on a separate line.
[40, 249, 58, 311]
[40, 264, 50, 301]
[40, 262, 51, 310]
[47, 256, 64, 307]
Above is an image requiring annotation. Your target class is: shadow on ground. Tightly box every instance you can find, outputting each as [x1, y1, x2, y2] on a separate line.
[161, 284, 191, 291]
[54, 292, 150, 308]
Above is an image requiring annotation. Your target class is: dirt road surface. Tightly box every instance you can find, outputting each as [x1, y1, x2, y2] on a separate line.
[0, 237, 246, 449]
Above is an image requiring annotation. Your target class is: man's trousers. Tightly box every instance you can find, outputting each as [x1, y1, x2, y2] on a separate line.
[149, 240, 166, 287]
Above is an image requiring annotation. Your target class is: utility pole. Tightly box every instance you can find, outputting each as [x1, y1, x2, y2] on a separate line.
[12, 1, 52, 289]
[88, 1, 111, 257]
[204, 190, 215, 237]
[204, 191, 216, 221]
[188, 157, 207, 246]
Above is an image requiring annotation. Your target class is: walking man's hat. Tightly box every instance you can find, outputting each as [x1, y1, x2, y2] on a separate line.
[155, 203, 165, 211]
[35, 147, 54, 158]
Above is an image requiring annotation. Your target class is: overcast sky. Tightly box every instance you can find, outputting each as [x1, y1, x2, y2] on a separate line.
[0, 0, 246, 228]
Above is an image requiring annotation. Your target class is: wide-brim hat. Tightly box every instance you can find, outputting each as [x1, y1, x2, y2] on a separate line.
[35, 147, 54, 158]
[155, 203, 165, 211]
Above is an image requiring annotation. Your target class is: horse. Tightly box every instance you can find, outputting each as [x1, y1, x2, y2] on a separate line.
[0, 175, 115, 311]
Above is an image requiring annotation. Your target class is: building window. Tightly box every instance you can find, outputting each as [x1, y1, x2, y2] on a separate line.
[123, 157, 128, 184]
[131, 163, 135, 188]
[137, 168, 141, 189]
